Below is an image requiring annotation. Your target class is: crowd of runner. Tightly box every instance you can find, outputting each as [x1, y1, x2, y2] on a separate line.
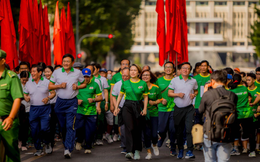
[2, 52, 260, 161]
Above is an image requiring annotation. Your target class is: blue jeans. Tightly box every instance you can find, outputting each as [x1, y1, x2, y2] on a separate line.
[203, 135, 232, 162]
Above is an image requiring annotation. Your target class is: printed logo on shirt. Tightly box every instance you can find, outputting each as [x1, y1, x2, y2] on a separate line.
[51, 76, 54, 78]
[89, 87, 94, 89]
[138, 86, 143, 89]
[244, 91, 247, 94]
[1, 84, 7, 87]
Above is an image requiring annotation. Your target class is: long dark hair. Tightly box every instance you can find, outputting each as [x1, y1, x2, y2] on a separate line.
[140, 70, 157, 83]
[229, 74, 242, 89]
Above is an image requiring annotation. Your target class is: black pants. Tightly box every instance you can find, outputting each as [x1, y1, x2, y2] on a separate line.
[19, 104, 29, 146]
[50, 103, 60, 147]
[122, 100, 145, 153]
[174, 105, 195, 151]
[238, 118, 256, 152]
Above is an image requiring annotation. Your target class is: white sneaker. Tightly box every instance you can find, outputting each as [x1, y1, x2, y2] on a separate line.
[105, 134, 113, 143]
[152, 145, 159, 156]
[113, 134, 119, 142]
[45, 144, 52, 154]
[125, 152, 134, 159]
[75, 142, 82, 151]
[134, 150, 141, 160]
[21, 146, 28, 151]
[102, 134, 106, 140]
[96, 139, 103, 146]
[249, 151, 256, 158]
[145, 153, 152, 160]
[242, 148, 248, 154]
[64, 150, 71, 158]
[84, 149, 91, 154]
[166, 139, 170, 144]
[34, 150, 44, 156]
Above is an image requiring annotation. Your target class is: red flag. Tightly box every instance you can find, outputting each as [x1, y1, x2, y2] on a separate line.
[53, 1, 63, 65]
[18, 0, 32, 64]
[0, 0, 4, 22]
[0, 0, 19, 69]
[38, 0, 44, 63]
[66, 2, 76, 59]
[31, 0, 39, 64]
[156, 0, 166, 66]
[180, 0, 188, 63]
[43, 6, 51, 66]
[165, 0, 172, 62]
[60, 7, 66, 57]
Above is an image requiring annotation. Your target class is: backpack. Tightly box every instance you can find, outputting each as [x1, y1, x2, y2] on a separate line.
[208, 90, 237, 142]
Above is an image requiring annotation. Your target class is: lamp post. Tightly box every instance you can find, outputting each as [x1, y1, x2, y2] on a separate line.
[76, 0, 79, 55]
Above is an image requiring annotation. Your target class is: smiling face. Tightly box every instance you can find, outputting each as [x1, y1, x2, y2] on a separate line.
[122, 69, 130, 81]
[62, 57, 73, 70]
[130, 66, 139, 78]
[246, 76, 255, 87]
[31, 67, 42, 81]
[164, 63, 174, 75]
[44, 68, 53, 80]
[180, 64, 191, 77]
[142, 71, 151, 83]
[20, 77, 29, 86]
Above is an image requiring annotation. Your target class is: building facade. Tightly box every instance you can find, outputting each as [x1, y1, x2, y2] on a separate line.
[130, 0, 259, 71]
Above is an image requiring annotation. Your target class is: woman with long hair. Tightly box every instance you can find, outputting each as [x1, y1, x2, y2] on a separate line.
[114, 64, 148, 160]
[141, 70, 162, 160]
[229, 74, 256, 157]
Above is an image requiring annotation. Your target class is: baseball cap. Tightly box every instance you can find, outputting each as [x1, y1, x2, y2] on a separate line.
[99, 68, 107, 73]
[227, 74, 233, 80]
[82, 68, 91, 77]
[234, 68, 240, 73]
[0, 50, 6, 59]
[73, 62, 83, 68]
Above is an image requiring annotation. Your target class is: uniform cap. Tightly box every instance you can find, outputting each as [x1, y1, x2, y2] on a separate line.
[82, 68, 91, 77]
[99, 68, 107, 73]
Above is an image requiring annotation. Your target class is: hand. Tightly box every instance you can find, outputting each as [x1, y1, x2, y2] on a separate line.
[204, 84, 209, 93]
[60, 82, 67, 89]
[2, 117, 13, 131]
[110, 104, 114, 113]
[254, 114, 259, 118]
[141, 109, 147, 116]
[25, 96, 30, 102]
[189, 93, 196, 100]
[42, 97, 49, 104]
[97, 107, 101, 115]
[72, 84, 78, 90]
[178, 93, 185, 98]
[149, 100, 155, 105]
[257, 106, 260, 112]
[249, 103, 254, 106]
[78, 99, 83, 105]
[162, 99, 167, 105]
[113, 108, 120, 116]
[105, 103, 109, 111]
[88, 98, 94, 103]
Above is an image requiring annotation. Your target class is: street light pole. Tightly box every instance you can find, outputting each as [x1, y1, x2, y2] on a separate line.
[76, 0, 79, 56]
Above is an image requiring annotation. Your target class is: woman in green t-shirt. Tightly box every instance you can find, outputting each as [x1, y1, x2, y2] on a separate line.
[114, 64, 148, 160]
[141, 70, 162, 160]
[229, 74, 256, 157]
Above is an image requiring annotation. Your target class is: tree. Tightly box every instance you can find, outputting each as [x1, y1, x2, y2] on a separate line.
[250, 5, 260, 58]
[42, 0, 141, 64]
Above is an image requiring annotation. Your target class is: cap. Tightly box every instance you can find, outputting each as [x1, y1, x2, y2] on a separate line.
[234, 68, 240, 73]
[0, 50, 6, 58]
[227, 74, 233, 80]
[73, 62, 83, 68]
[99, 68, 107, 73]
[82, 68, 91, 77]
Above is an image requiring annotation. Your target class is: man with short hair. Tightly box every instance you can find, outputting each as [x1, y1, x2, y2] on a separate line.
[0, 50, 24, 162]
[168, 62, 198, 159]
[24, 65, 56, 156]
[48, 54, 86, 158]
[112, 67, 130, 154]
[17, 61, 31, 80]
[73, 62, 84, 71]
[255, 67, 260, 87]
[199, 70, 238, 162]
[155, 61, 177, 156]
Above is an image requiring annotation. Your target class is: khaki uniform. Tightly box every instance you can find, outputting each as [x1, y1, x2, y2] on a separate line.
[0, 68, 23, 162]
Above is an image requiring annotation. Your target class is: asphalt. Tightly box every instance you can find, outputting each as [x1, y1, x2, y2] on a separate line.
[20, 140, 260, 162]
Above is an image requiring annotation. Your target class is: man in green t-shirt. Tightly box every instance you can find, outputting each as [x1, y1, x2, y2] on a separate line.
[193, 60, 210, 125]
[155, 61, 177, 156]
[75, 68, 102, 154]
[0, 50, 24, 162]
[255, 67, 260, 87]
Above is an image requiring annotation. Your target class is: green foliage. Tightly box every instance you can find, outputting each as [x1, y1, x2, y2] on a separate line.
[250, 4, 260, 58]
[42, 0, 141, 64]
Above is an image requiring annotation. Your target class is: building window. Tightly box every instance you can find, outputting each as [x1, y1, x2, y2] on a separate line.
[214, 23, 221, 34]
[204, 42, 209, 46]
[135, 42, 141, 45]
[152, 42, 156, 45]
[196, 23, 200, 34]
[249, 1, 259, 6]
[202, 23, 208, 34]
[145, 42, 149, 45]
[233, 2, 245, 6]
[215, 1, 227, 5]
[186, 1, 190, 6]
[214, 42, 227, 46]
[196, 1, 209, 6]
[248, 42, 253, 45]
[145, 1, 156, 6]
[233, 42, 238, 46]
[195, 42, 200, 46]
[240, 42, 245, 46]
[187, 23, 190, 34]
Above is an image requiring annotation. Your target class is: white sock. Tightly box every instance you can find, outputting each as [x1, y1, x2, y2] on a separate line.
[256, 143, 259, 150]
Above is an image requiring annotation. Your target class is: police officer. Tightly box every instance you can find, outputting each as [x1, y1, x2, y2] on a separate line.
[24, 64, 56, 156]
[0, 50, 24, 162]
[48, 54, 86, 158]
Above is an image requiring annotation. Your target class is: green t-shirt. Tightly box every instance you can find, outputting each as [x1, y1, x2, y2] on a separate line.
[147, 84, 162, 117]
[254, 80, 260, 87]
[120, 79, 149, 101]
[111, 72, 122, 85]
[248, 86, 260, 122]
[155, 76, 175, 112]
[194, 74, 211, 109]
[77, 77, 102, 115]
[229, 85, 254, 119]
[107, 79, 111, 101]
[0, 69, 24, 116]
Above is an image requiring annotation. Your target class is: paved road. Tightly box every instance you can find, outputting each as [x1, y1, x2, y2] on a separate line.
[20, 140, 260, 162]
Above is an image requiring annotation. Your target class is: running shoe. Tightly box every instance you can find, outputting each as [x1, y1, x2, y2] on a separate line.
[121, 148, 127, 154]
[170, 150, 177, 156]
[145, 153, 152, 160]
[249, 151, 256, 158]
[34, 150, 44, 156]
[242, 148, 248, 154]
[113, 134, 119, 142]
[185, 150, 195, 159]
[125, 152, 134, 159]
[177, 149, 184, 159]
[105, 134, 113, 143]
[96, 139, 104, 146]
[152, 145, 159, 156]
[134, 150, 141, 160]
[75, 142, 82, 151]
[84, 149, 91, 154]
[231, 148, 241, 156]
[45, 144, 52, 154]
[64, 150, 71, 158]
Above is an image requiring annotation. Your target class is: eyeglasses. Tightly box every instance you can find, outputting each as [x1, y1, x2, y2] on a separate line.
[121, 63, 129, 66]
[63, 60, 72, 63]
[165, 66, 173, 69]
[182, 67, 190, 70]
[142, 74, 150, 77]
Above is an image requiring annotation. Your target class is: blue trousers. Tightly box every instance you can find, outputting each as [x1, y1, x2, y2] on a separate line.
[29, 105, 51, 150]
[144, 117, 158, 149]
[75, 114, 97, 149]
[158, 111, 176, 151]
[55, 97, 78, 152]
